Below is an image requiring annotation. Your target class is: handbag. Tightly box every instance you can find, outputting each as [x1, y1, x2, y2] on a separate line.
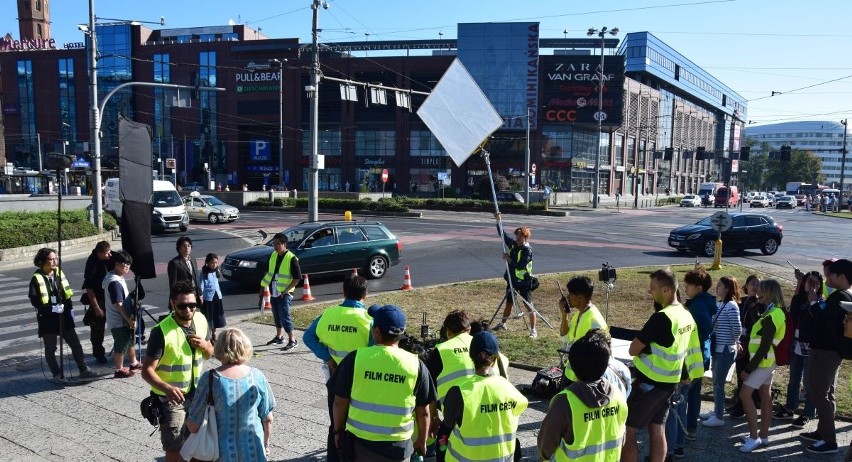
[180, 373, 219, 462]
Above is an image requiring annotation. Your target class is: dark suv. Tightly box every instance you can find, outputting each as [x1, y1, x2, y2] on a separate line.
[667, 212, 783, 257]
[221, 221, 402, 285]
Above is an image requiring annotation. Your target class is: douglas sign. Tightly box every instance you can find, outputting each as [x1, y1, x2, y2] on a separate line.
[540, 55, 624, 127]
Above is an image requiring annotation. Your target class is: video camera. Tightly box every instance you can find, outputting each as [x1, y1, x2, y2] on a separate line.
[399, 312, 441, 361]
[598, 262, 617, 283]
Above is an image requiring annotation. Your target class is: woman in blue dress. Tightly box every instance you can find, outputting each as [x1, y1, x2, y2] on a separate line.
[187, 327, 276, 461]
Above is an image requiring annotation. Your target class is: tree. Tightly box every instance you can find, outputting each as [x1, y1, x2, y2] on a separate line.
[475, 174, 509, 199]
[739, 142, 824, 191]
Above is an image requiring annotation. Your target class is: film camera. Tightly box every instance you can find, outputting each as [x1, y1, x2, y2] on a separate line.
[598, 262, 617, 283]
[399, 312, 441, 361]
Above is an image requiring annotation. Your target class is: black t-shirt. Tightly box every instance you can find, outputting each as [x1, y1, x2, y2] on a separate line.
[635, 311, 677, 389]
[82, 252, 108, 303]
[335, 348, 436, 460]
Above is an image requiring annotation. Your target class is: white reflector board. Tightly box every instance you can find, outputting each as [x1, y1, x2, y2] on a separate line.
[416, 59, 503, 167]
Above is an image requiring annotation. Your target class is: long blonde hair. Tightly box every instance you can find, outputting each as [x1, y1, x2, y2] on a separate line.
[757, 279, 785, 311]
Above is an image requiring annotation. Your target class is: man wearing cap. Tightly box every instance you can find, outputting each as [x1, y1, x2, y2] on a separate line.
[803, 259, 852, 454]
[333, 305, 436, 462]
[303, 274, 373, 462]
[440, 331, 528, 462]
[538, 328, 627, 461]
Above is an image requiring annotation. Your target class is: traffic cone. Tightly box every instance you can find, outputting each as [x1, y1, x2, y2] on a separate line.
[352, 268, 358, 276]
[260, 287, 272, 312]
[400, 265, 413, 291]
[300, 274, 316, 301]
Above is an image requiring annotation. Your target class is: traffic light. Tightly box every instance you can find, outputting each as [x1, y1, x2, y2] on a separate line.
[664, 147, 673, 160]
[695, 146, 706, 160]
[780, 145, 792, 161]
[739, 146, 750, 161]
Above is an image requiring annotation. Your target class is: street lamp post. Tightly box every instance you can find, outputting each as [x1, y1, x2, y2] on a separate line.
[84, 0, 103, 231]
[588, 26, 618, 209]
[841, 119, 848, 198]
[308, 0, 321, 222]
[271, 58, 286, 187]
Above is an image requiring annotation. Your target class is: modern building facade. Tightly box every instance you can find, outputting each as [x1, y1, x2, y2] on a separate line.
[744, 121, 850, 191]
[0, 15, 747, 197]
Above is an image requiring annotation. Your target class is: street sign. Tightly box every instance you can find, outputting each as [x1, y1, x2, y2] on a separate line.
[165, 158, 176, 169]
[710, 211, 732, 233]
[594, 111, 607, 122]
[381, 168, 389, 183]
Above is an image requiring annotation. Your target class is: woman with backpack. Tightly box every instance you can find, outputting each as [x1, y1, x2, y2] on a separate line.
[738, 279, 787, 453]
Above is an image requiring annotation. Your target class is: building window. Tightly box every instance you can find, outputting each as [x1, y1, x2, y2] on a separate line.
[153, 54, 171, 164]
[35, 0, 41, 10]
[17, 60, 37, 168]
[302, 129, 341, 156]
[355, 129, 395, 157]
[58, 58, 77, 144]
[410, 129, 448, 157]
[37, 24, 42, 38]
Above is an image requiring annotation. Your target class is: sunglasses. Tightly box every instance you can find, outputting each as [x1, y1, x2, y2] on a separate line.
[176, 303, 198, 310]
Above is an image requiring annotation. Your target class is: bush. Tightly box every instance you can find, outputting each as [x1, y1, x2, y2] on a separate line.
[0, 210, 105, 249]
[474, 174, 510, 199]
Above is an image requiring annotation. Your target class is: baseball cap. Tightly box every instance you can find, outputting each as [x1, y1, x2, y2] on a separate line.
[368, 304, 406, 335]
[470, 331, 500, 357]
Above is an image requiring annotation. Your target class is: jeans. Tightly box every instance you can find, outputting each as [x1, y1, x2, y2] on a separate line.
[785, 353, 816, 417]
[712, 349, 736, 418]
[271, 293, 294, 332]
[666, 381, 692, 451]
[685, 377, 702, 431]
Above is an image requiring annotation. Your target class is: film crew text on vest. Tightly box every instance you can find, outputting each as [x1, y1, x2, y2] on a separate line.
[365, 370, 407, 384]
[328, 324, 359, 333]
[480, 401, 519, 413]
[584, 404, 621, 423]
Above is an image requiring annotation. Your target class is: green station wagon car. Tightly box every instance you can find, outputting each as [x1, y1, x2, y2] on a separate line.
[221, 221, 402, 285]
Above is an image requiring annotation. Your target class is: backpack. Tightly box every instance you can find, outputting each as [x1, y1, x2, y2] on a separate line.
[774, 311, 795, 367]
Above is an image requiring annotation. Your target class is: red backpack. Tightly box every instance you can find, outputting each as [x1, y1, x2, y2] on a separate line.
[774, 310, 795, 367]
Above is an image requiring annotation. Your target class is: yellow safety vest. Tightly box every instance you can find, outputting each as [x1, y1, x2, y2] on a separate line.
[151, 312, 208, 395]
[260, 250, 296, 294]
[446, 374, 528, 462]
[511, 245, 532, 282]
[634, 303, 704, 383]
[33, 269, 73, 304]
[748, 304, 786, 368]
[550, 387, 627, 462]
[563, 305, 608, 382]
[435, 333, 475, 400]
[315, 304, 372, 365]
[347, 345, 419, 442]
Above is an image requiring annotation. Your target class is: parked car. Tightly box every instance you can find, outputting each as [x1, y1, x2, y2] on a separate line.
[496, 192, 525, 203]
[668, 212, 783, 257]
[182, 193, 240, 223]
[221, 221, 402, 285]
[680, 195, 702, 207]
[750, 194, 771, 208]
[776, 195, 796, 209]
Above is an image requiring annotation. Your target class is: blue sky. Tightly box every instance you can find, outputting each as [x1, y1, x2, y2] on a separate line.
[5, 0, 852, 126]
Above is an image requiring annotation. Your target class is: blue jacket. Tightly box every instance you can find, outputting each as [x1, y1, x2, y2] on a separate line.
[199, 270, 222, 302]
[686, 291, 718, 366]
[304, 299, 374, 362]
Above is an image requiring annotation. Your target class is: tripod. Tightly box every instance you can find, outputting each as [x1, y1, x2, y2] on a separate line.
[132, 277, 159, 354]
[489, 285, 553, 330]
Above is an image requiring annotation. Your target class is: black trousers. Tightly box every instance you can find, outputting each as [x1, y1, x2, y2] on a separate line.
[42, 329, 86, 376]
[89, 315, 107, 358]
[326, 369, 341, 462]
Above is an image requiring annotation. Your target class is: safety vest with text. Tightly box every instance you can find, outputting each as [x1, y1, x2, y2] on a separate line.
[748, 304, 786, 368]
[550, 386, 627, 462]
[347, 345, 419, 442]
[33, 269, 73, 304]
[315, 304, 372, 365]
[563, 305, 608, 382]
[634, 303, 704, 383]
[151, 313, 208, 395]
[260, 250, 296, 295]
[436, 332, 475, 400]
[447, 374, 528, 462]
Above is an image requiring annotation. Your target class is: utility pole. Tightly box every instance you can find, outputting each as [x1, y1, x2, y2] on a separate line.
[308, 0, 321, 222]
[87, 0, 103, 231]
[841, 119, 848, 199]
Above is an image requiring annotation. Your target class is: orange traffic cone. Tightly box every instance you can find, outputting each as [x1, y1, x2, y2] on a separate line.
[261, 287, 272, 312]
[352, 268, 359, 276]
[400, 265, 413, 291]
[300, 274, 316, 301]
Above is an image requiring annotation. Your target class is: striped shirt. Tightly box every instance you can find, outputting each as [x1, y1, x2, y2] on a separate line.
[712, 300, 742, 353]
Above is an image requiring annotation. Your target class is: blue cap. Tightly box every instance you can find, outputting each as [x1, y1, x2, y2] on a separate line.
[470, 331, 500, 357]
[368, 304, 406, 335]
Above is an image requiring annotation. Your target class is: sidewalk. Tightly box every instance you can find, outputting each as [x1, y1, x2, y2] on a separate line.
[0, 316, 849, 461]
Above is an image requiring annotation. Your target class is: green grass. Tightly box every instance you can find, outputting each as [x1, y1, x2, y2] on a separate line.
[0, 210, 116, 249]
[253, 263, 852, 416]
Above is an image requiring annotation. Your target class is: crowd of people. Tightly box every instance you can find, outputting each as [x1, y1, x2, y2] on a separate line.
[26, 221, 852, 461]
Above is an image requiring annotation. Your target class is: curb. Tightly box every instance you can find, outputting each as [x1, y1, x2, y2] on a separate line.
[0, 230, 120, 271]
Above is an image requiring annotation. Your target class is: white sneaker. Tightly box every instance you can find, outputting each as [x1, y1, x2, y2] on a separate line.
[699, 410, 715, 419]
[528, 329, 538, 339]
[740, 436, 762, 453]
[702, 415, 725, 427]
[493, 323, 507, 331]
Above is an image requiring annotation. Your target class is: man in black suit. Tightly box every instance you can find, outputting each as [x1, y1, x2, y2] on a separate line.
[167, 236, 200, 309]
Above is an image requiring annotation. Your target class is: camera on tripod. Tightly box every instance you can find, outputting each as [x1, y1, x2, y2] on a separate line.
[598, 262, 617, 283]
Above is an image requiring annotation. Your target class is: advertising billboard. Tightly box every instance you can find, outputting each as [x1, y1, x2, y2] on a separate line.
[540, 55, 625, 128]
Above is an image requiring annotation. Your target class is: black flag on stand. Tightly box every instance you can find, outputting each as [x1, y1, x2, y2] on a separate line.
[118, 116, 156, 279]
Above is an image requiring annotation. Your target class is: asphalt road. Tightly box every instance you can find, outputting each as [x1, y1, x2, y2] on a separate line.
[1, 206, 847, 362]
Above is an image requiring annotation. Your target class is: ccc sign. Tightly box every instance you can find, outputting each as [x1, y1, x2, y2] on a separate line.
[545, 109, 577, 122]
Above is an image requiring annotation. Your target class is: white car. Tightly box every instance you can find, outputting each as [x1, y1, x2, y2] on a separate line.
[680, 195, 702, 207]
[182, 192, 240, 223]
[750, 195, 771, 208]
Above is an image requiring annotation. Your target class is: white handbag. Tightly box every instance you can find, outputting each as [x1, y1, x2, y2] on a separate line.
[180, 373, 219, 461]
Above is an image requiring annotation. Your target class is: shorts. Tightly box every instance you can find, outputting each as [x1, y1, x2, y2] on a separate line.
[743, 366, 775, 389]
[110, 327, 133, 354]
[626, 381, 674, 428]
[506, 285, 532, 305]
[158, 395, 189, 452]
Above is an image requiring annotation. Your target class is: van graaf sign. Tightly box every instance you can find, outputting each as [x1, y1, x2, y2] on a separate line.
[540, 55, 624, 127]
